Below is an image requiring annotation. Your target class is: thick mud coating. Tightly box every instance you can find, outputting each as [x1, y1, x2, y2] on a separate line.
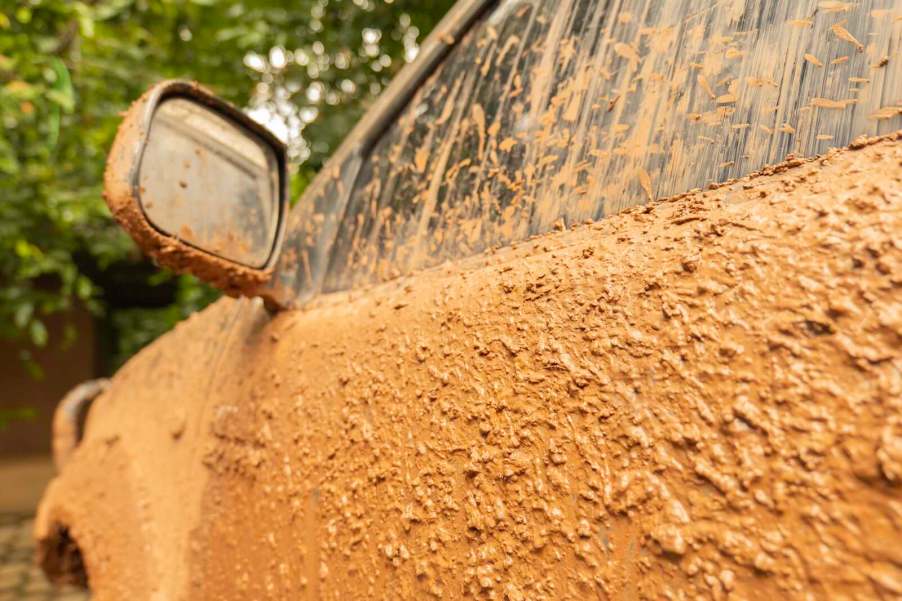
[39, 136, 901, 600]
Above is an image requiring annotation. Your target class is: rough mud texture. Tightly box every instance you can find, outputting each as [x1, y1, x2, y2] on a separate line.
[40, 135, 901, 600]
[103, 81, 277, 300]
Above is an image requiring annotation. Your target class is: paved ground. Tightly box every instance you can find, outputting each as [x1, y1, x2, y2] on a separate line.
[0, 457, 89, 600]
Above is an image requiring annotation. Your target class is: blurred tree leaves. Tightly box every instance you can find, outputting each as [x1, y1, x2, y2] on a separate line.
[0, 0, 453, 369]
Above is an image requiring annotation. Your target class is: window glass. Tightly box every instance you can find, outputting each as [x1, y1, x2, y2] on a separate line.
[282, 0, 902, 297]
[273, 153, 359, 300]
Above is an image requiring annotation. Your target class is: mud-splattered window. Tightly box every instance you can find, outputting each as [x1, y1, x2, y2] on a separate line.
[275, 153, 361, 298]
[282, 0, 902, 297]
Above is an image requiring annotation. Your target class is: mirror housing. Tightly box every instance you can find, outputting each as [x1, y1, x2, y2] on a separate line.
[104, 80, 288, 305]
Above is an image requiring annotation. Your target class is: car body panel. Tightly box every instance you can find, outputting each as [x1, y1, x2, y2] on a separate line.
[38, 134, 902, 599]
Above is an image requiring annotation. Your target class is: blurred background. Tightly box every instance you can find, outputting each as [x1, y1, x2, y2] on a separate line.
[0, 3, 452, 595]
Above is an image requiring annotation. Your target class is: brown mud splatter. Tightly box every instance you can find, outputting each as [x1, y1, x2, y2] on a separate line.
[39, 134, 902, 599]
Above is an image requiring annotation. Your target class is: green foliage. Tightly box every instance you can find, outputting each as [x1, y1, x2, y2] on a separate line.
[0, 407, 37, 431]
[0, 0, 453, 369]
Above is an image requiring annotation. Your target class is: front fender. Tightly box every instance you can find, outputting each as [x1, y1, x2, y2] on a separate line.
[35, 438, 156, 599]
[34, 297, 266, 600]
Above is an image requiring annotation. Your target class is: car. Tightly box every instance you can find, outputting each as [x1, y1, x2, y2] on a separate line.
[36, 0, 902, 599]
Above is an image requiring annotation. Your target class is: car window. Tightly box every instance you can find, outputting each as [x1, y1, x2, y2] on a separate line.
[280, 0, 902, 298]
[277, 153, 360, 297]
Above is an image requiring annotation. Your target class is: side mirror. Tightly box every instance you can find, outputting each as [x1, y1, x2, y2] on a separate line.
[104, 80, 287, 305]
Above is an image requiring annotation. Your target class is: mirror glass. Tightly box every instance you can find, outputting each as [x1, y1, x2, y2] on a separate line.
[138, 98, 280, 268]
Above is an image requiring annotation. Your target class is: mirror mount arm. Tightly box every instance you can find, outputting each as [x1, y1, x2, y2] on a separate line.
[258, 278, 297, 313]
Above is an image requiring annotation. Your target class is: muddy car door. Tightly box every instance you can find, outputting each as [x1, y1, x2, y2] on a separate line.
[186, 139, 902, 600]
[185, 1, 902, 599]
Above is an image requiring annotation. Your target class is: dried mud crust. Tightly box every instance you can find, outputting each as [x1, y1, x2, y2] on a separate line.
[179, 134, 902, 600]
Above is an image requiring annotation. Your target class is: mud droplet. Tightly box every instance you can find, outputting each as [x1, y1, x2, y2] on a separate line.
[868, 564, 902, 594]
[720, 569, 736, 591]
[831, 22, 864, 51]
[652, 524, 687, 556]
[803, 53, 824, 67]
